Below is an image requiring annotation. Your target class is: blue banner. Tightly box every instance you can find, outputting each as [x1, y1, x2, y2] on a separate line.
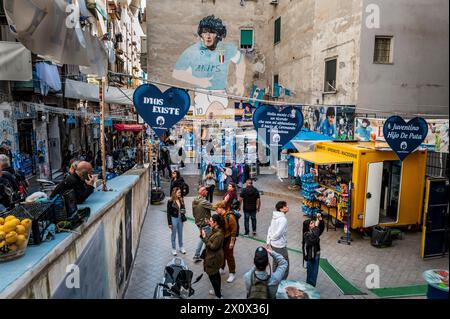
[133, 84, 190, 138]
[383, 116, 428, 161]
[67, 115, 76, 125]
[253, 105, 303, 149]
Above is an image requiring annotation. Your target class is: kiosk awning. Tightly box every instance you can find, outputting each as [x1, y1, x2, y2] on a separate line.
[291, 152, 354, 165]
[113, 124, 144, 132]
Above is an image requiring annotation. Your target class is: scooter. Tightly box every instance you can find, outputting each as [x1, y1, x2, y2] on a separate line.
[153, 257, 203, 299]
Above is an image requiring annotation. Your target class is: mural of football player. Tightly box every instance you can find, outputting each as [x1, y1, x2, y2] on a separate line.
[172, 15, 246, 117]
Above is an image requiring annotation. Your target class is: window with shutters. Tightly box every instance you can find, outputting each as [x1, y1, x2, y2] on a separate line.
[274, 17, 281, 45]
[324, 58, 337, 92]
[374, 36, 394, 64]
[240, 29, 254, 50]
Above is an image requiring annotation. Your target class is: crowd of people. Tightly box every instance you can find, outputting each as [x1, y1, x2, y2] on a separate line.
[165, 169, 326, 299]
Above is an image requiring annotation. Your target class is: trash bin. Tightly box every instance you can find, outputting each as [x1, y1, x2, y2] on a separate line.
[371, 226, 392, 248]
[423, 269, 449, 300]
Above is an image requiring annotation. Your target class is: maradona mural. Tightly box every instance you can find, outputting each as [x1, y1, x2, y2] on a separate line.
[172, 15, 246, 119]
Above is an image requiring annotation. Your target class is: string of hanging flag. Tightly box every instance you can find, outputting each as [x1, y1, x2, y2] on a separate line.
[107, 71, 449, 119]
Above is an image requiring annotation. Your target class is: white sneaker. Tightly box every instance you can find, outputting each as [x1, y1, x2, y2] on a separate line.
[219, 268, 226, 275]
[209, 290, 215, 296]
[226, 273, 236, 283]
[172, 249, 177, 256]
[179, 248, 186, 254]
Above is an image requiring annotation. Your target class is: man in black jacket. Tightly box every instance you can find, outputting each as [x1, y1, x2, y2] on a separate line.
[303, 213, 325, 287]
[50, 161, 95, 204]
[0, 154, 19, 193]
[239, 179, 261, 236]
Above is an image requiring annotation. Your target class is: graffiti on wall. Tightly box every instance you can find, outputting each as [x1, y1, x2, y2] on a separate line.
[172, 15, 246, 119]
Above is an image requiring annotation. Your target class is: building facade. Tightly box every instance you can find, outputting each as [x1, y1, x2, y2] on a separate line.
[146, 0, 449, 116]
[1, 0, 146, 179]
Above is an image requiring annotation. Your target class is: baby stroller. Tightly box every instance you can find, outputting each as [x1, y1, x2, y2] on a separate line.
[153, 257, 203, 299]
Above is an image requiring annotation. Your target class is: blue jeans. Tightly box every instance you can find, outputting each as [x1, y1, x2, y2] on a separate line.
[244, 210, 257, 234]
[195, 226, 203, 257]
[306, 254, 320, 287]
[171, 217, 184, 250]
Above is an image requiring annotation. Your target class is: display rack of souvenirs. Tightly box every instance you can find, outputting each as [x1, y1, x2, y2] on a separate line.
[301, 173, 320, 217]
[338, 183, 352, 245]
[316, 188, 337, 208]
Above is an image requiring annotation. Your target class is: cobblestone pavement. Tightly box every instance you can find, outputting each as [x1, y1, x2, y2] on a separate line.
[125, 168, 448, 299]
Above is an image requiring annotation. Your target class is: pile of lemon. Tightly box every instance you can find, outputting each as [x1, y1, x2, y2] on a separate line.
[0, 215, 32, 256]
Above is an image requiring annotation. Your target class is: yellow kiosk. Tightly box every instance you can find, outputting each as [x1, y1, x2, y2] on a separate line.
[293, 141, 427, 230]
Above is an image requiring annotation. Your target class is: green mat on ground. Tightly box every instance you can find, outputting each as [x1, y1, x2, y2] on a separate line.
[369, 285, 428, 298]
[319, 259, 366, 295]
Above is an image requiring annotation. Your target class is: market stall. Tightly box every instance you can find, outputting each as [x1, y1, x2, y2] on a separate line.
[292, 141, 428, 230]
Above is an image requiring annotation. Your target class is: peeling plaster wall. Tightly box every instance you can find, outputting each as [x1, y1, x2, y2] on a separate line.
[262, 0, 362, 105]
[146, 0, 448, 115]
[358, 0, 449, 115]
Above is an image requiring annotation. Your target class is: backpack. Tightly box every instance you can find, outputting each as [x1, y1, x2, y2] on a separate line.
[247, 271, 270, 299]
[231, 197, 240, 211]
[226, 211, 241, 237]
[181, 182, 189, 197]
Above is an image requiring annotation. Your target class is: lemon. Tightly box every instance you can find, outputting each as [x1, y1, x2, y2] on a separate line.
[5, 231, 17, 244]
[0, 231, 5, 241]
[4, 215, 16, 223]
[0, 217, 4, 225]
[16, 225, 26, 235]
[9, 244, 18, 252]
[21, 219, 32, 230]
[2, 223, 16, 234]
[0, 240, 6, 249]
[16, 234, 27, 248]
[0, 225, 4, 233]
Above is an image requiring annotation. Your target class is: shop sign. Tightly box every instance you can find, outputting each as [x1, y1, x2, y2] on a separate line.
[133, 84, 190, 138]
[326, 147, 358, 159]
[383, 116, 428, 161]
[253, 105, 303, 149]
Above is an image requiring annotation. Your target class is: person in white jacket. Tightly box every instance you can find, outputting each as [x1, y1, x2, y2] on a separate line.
[266, 201, 289, 280]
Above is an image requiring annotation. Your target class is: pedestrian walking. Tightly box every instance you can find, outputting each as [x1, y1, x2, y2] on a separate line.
[203, 164, 216, 203]
[266, 201, 290, 280]
[160, 146, 172, 178]
[302, 213, 325, 287]
[170, 170, 187, 197]
[214, 201, 237, 283]
[167, 187, 187, 256]
[244, 246, 288, 299]
[223, 183, 239, 211]
[201, 214, 225, 299]
[192, 186, 214, 262]
[239, 179, 260, 236]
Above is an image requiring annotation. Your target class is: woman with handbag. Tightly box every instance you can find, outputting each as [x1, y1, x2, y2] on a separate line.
[201, 213, 225, 299]
[203, 164, 216, 203]
[167, 187, 186, 256]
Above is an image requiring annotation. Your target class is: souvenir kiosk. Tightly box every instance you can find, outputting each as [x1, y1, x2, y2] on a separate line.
[292, 141, 427, 230]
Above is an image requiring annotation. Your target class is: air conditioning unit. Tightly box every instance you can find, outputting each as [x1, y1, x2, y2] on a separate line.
[270, 0, 279, 5]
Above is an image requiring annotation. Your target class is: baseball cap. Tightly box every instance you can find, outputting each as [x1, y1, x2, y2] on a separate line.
[254, 246, 269, 269]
